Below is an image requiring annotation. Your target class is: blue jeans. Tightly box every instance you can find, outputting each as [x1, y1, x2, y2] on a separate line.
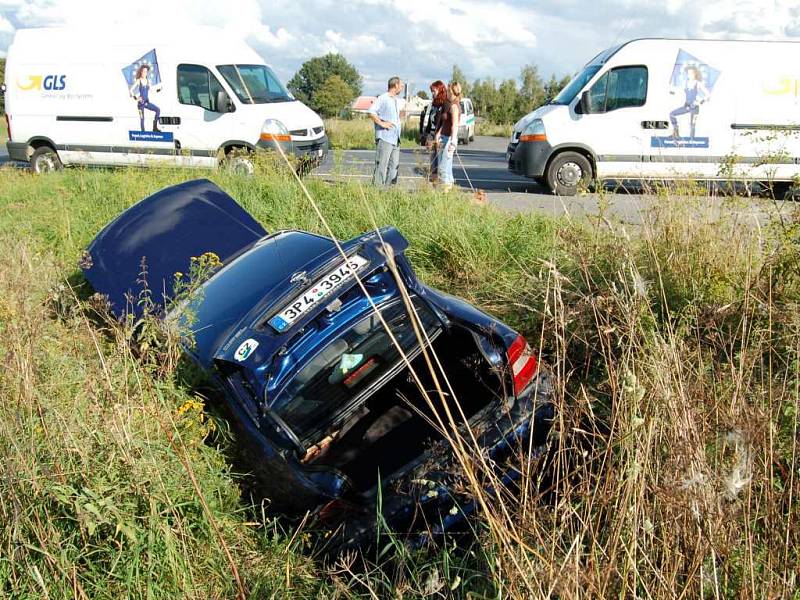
[437, 135, 456, 184]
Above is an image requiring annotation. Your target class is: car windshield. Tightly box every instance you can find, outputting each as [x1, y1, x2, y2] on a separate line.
[273, 299, 441, 437]
[551, 64, 602, 105]
[217, 64, 293, 104]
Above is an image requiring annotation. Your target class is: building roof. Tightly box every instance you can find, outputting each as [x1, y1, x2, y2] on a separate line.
[351, 96, 377, 112]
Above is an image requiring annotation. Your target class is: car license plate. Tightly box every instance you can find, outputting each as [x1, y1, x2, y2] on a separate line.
[317, 148, 324, 157]
[268, 255, 368, 332]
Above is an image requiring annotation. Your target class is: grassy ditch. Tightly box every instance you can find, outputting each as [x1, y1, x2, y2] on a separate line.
[0, 162, 798, 598]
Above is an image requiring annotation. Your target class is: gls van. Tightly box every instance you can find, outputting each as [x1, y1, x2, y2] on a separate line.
[3, 27, 327, 174]
[508, 39, 800, 195]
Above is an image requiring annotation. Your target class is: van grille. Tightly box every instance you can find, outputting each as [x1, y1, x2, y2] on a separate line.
[290, 128, 308, 137]
[312, 126, 324, 134]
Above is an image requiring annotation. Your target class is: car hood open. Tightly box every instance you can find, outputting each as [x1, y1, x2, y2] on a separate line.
[82, 179, 267, 317]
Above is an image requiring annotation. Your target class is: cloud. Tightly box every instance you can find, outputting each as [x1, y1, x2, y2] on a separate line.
[0, 0, 797, 95]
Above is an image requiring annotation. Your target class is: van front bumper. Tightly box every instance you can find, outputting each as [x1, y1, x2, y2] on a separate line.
[507, 139, 552, 179]
[6, 142, 29, 162]
[258, 135, 328, 162]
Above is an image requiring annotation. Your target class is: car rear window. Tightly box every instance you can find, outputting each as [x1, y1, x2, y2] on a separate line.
[273, 299, 440, 437]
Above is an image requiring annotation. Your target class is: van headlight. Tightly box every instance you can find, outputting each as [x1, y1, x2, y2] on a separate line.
[520, 119, 546, 143]
[260, 119, 290, 143]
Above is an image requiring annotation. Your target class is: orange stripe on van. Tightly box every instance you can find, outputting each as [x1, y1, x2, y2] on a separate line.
[520, 134, 547, 143]
[260, 133, 291, 142]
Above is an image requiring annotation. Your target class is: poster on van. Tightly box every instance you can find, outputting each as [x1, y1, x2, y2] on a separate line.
[121, 49, 173, 143]
[651, 49, 721, 149]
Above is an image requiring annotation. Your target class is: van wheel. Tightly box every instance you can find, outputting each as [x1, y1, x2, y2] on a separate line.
[223, 152, 255, 176]
[31, 147, 63, 174]
[546, 151, 592, 196]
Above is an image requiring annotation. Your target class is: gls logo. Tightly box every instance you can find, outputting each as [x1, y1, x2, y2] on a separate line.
[17, 75, 68, 91]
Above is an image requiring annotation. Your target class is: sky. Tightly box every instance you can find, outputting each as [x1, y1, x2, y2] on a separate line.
[1, 0, 799, 95]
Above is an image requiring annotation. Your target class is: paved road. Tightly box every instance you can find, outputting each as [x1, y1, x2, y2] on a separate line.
[318, 135, 538, 191]
[316, 136, 795, 225]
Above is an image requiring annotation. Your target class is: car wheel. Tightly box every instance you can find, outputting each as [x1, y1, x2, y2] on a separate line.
[545, 151, 592, 196]
[31, 147, 63, 174]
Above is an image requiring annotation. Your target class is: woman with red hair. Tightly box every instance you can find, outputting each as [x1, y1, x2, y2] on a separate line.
[434, 81, 461, 191]
[420, 80, 447, 183]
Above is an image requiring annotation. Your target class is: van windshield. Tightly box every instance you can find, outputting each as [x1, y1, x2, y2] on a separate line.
[551, 65, 602, 105]
[217, 64, 293, 104]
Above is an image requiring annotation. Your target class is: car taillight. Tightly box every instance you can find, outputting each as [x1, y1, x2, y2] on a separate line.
[4, 115, 10, 142]
[508, 334, 538, 396]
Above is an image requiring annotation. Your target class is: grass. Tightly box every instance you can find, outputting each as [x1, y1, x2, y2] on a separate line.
[0, 114, 7, 142]
[324, 117, 421, 150]
[0, 159, 798, 597]
[475, 120, 512, 138]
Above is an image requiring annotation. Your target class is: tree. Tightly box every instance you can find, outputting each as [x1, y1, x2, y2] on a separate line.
[416, 90, 429, 100]
[313, 75, 356, 118]
[544, 73, 573, 102]
[288, 54, 362, 112]
[450, 64, 470, 98]
[516, 64, 545, 115]
[491, 79, 519, 124]
[470, 78, 498, 117]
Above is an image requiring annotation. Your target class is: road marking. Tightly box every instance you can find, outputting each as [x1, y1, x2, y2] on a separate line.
[322, 161, 496, 169]
[314, 173, 534, 185]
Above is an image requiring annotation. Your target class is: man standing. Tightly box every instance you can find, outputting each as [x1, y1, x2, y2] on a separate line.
[368, 76, 403, 187]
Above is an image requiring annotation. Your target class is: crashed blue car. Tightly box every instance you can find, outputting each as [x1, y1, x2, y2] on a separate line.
[82, 179, 553, 548]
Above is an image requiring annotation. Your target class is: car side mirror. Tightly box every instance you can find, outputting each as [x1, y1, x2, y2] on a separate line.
[579, 90, 591, 114]
[215, 90, 234, 113]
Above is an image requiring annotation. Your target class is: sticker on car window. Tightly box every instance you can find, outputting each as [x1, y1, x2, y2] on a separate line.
[234, 338, 259, 362]
[338, 353, 363, 375]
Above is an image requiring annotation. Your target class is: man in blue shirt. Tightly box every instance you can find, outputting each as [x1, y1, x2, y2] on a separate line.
[368, 76, 403, 186]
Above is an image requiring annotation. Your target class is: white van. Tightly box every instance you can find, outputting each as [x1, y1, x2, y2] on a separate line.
[508, 39, 800, 195]
[3, 27, 327, 174]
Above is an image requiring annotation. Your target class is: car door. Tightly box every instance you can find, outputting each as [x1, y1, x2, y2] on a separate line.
[577, 65, 649, 179]
[465, 99, 475, 139]
[172, 64, 238, 167]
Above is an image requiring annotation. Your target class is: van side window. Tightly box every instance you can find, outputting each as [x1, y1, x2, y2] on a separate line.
[177, 64, 225, 111]
[588, 66, 648, 113]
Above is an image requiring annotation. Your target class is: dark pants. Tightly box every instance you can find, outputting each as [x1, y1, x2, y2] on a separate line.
[138, 101, 161, 132]
[429, 144, 439, 181]
[373, 139, 400, 186]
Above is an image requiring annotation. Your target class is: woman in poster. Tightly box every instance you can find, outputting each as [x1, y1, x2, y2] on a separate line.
[129, 64, 161, 132]
[669, 65, 710, 140]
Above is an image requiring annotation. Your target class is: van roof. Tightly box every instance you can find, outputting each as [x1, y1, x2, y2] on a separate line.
[8, 26, 268, 66]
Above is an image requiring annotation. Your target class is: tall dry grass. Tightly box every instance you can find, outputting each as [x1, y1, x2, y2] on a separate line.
[324, 117, 421, 150]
